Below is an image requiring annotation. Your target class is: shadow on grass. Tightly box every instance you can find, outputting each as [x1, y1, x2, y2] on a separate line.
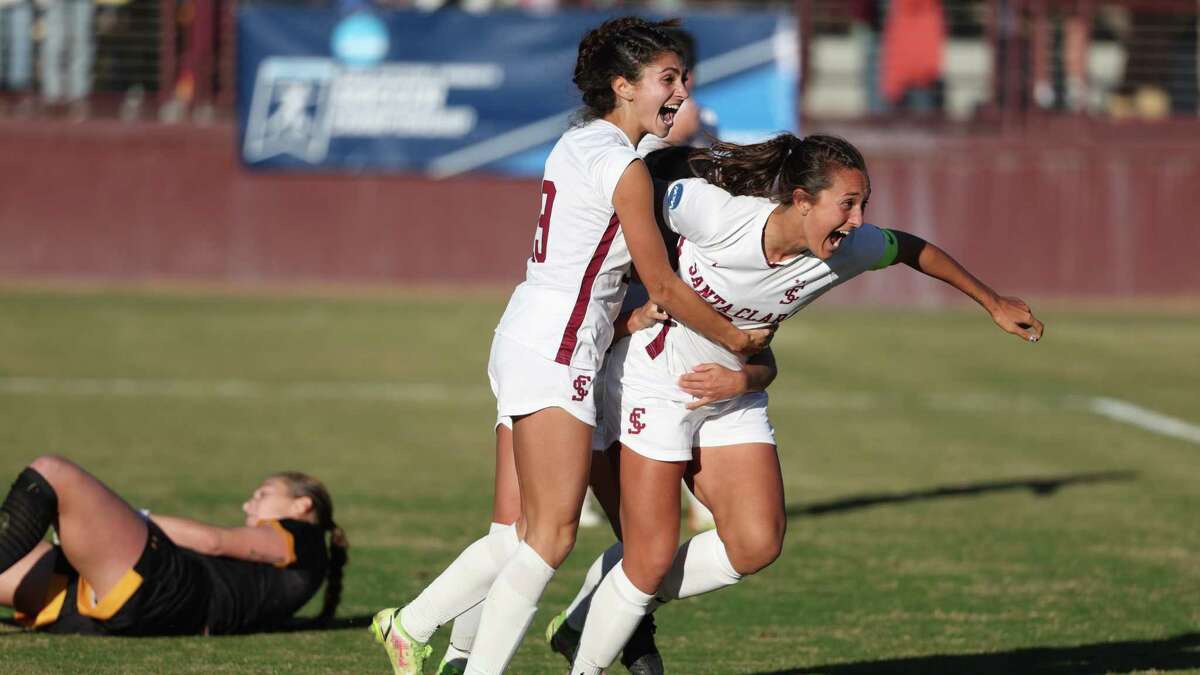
[242, 613, 376, 634]
[0, 613, 376, 635]
[786, 471, 1137, 519]
[750, 632, 1200, 674]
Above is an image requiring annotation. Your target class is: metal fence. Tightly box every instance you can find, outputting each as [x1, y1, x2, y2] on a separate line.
[1, 0, 1197, 127]
[800, 0, 1200, 126]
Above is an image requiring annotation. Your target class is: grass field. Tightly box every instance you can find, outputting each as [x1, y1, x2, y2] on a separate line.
[0, 286, 1197, 674]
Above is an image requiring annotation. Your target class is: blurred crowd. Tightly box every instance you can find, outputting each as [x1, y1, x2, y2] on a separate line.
[0, 0, 1197, 122]
[822, 0, 1200, 120]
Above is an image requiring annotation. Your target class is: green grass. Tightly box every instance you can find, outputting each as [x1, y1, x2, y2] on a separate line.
[1, 286, 1198, 674]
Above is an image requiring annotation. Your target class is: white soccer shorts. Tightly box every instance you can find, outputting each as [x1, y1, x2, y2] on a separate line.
[488, 332, 598, 428]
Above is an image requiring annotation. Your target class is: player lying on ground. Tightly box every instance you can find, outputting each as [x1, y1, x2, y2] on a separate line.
[0, 455, 346, 635]
[560, 134, 1045, 674]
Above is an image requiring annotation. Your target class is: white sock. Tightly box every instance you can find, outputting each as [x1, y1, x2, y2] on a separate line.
[570, 562, 654, 675]
[444, 522, 510, 659]
[465, 542, 556, 675]
[442, 641, 471, 666]
[685, 487, 715, 530]
[654, 529, 742, 607]
[564, 541, 623, 631]
[399, 522, 519, 643]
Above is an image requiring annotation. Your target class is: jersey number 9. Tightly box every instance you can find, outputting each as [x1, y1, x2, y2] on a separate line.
[532, 180, 556, 263]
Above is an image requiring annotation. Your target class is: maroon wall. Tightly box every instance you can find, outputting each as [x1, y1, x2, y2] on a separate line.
[2, 119, 1198, 300]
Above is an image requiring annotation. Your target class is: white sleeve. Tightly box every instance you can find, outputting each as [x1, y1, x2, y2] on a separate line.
[593, 145, 642, 204]
[662, 179, 734, 247]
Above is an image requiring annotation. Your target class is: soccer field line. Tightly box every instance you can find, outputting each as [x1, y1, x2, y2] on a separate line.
[2, 375, 1198, 445]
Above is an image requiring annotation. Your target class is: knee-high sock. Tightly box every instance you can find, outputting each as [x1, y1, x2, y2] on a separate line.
[570, 562, 654, 675]
[444, 522, 511, 660]
[399, 522, 519, 643]
[653, 529, 742, 609]
[465, 542, 556, 675]
[564, 541, 623, 631]
[0, 468, 58, 573]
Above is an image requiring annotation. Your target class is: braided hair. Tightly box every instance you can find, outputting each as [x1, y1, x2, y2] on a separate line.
[573, 16, 684, 121]
[690, 133, 868, 204]
[272, 471, 347, 626]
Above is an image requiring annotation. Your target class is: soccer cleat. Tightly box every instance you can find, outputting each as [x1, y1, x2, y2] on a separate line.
[370, 607, 432, 675]
[620, 614, 663, 675]
[546, 609, 582, 666]
[435, 655, 467, 675]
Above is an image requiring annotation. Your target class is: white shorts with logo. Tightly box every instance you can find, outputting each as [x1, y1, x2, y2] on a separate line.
[597, 338, 776, 462]
[488, 332, 598, 429]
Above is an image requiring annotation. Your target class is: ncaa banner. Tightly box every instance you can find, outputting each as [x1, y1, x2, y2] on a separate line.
[237, 8, 797, 176]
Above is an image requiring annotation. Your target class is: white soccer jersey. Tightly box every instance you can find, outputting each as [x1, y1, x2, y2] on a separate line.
[495, 119, 642, 372]
[627, 177, 895, 385]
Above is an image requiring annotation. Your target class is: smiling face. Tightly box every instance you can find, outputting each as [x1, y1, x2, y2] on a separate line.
[613, 51, 689, 140]
[243, 477, 311, 526]
[797, 167, 870, 260]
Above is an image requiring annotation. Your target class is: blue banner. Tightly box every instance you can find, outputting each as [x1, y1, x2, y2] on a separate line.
[238, 8, 797, 176]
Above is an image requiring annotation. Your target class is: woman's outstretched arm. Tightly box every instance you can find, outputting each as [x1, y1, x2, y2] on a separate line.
[150, 515, 292, 565]
[889, 229, 1045, 342]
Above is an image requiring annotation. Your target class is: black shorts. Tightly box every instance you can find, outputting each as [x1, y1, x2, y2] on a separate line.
[28, 521, 211, 636]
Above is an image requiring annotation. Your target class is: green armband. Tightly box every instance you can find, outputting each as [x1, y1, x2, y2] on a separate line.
[870, 228, 900, 270]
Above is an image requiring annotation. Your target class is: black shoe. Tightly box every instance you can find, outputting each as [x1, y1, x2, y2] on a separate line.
[620, 614, 663, 675]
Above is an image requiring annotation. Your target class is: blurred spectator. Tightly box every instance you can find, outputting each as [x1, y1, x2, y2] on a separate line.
[1109, 8, 1198, 118]
[849, 0, 884, 114]
[0, 0, 34, 108]
[40, 0, 96, 115]
[881, 0, 945, 113]
[1030, 4, 1088, 111]
[165, 0, 218, 121]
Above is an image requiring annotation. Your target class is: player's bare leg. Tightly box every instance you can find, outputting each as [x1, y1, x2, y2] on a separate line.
[437, 425, 522, 674]
[0, 541, 57, 614]
[570, 445, 685, 674]
[466, 407, 592, 674]
[684, 443, 785, 577]
[490, 424, 521, 526]
[0, 456, 147, 601]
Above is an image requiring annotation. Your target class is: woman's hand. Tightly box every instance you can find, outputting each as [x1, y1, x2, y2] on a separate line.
[732, 324, 776, 357]
[990, 296, 1045, 343]
[628, 301, 669, 334]
[680, 363, 751, 410]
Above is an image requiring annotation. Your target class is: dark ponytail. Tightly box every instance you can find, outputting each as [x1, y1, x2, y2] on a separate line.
[692, 133, 868, 203]
[273, 471, 347, 626]
[573, 16, 684, 121]
[320, 523, 348, 626]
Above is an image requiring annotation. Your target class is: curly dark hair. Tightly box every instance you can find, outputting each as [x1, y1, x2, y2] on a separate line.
[690, 134, 869, 204]
[573, 16, 684, 121]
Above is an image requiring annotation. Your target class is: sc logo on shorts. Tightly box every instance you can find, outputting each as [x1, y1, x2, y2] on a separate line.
[570, 375, 593, 402]
[627, 407, 647, 434]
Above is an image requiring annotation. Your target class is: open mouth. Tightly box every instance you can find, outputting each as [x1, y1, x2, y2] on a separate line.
[828, 228, 851, 251]
[659, 103, 680, 126]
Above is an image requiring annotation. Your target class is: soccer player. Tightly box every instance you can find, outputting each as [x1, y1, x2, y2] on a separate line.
[0, 455, 346, 635]
[369, 17, 771, 675]
[565, 134, 1045, 674]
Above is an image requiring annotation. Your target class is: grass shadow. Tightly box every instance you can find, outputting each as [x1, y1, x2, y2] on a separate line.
[786, 471, 1137, 519]
[244, 613, 376, 634]
[750, 632, 1200, 674]
[0, 613, 376, 636]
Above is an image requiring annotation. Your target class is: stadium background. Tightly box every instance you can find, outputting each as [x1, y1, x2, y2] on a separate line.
[2, 1, 1199, 673]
